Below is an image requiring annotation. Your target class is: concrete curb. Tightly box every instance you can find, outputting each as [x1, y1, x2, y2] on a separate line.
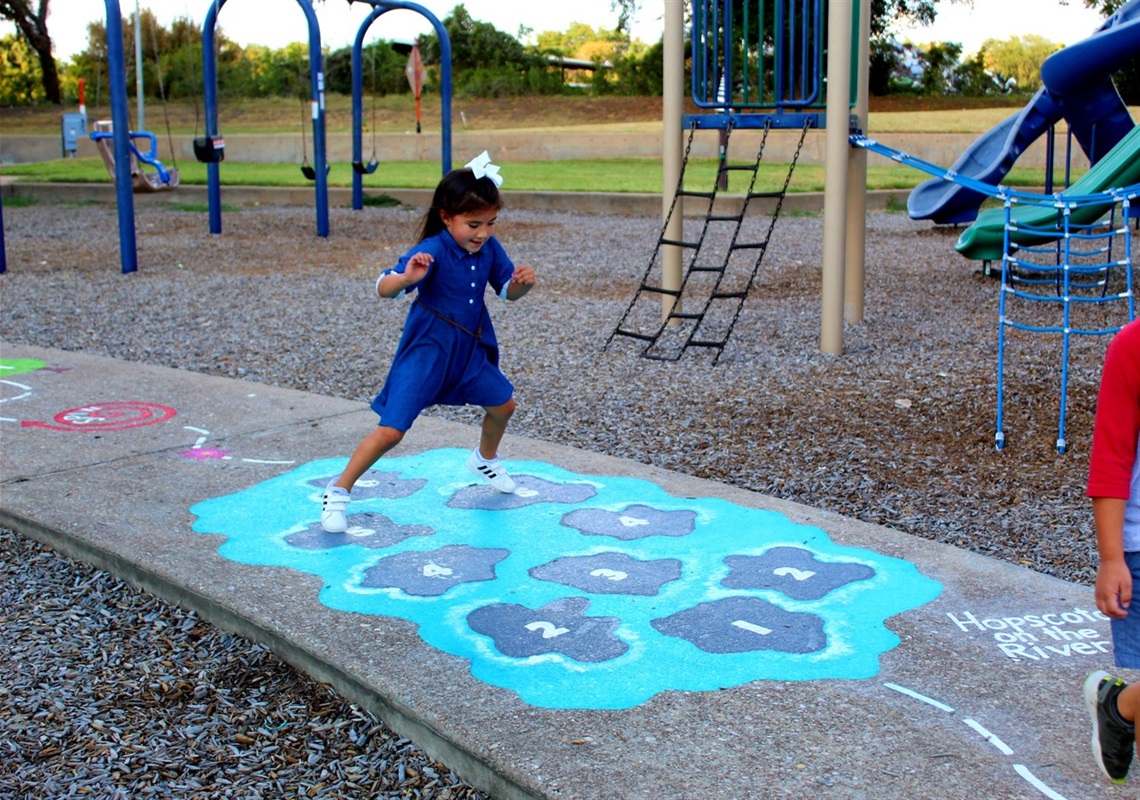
[0, 502, 543, 800]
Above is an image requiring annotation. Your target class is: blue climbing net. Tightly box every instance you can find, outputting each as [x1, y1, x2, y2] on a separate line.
[851, 134, 1139, 453]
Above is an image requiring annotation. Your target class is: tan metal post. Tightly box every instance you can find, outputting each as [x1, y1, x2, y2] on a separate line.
[820, 0, 854, 354]
[844, 0, 871, 323]
[662, 0, 685, 324]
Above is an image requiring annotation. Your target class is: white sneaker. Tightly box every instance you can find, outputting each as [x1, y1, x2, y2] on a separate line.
[320, 484, 351, 533]
[466, 449, 516, 493]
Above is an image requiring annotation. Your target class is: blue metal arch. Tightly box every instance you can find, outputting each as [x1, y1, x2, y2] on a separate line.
[350, 0, 453, 210]
[202, 0, 329, 237]
[2, 2, 135, 274]
[100, 0, 140, 273]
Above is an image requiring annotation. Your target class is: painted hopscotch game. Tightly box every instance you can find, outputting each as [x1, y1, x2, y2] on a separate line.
[190, 448, 942, 709]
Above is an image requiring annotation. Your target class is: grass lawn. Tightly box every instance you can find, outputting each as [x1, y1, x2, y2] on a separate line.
[0, 155, 1082, 195]
[3, 95, 1119, 194]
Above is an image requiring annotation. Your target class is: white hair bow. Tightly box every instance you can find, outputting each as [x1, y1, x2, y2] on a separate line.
[465, 150, 503, 187]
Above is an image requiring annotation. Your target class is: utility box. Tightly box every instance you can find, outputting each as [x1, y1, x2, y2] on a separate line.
[61, 113, 87, 158]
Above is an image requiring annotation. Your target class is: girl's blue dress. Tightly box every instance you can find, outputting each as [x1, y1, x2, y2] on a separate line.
[371, 229, 516, 431]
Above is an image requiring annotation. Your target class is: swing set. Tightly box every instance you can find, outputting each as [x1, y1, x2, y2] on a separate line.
[294, 44, 331, 181]
[349, 0, 454, 211]
[88, 8, 180, 193]
[352, 40, 381, 176]
[200, 0, 329, 236]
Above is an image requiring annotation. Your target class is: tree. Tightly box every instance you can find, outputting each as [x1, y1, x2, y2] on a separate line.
[417, 4, 561, 97]
[1080, 0, 1128, 13]
[980, 34, 1063, 93]
[871, 0, 973, 38]
[918, 41, 961, 95]
[325, 41, 410, 97]
[610, 38, 662, 95]
[421, 3, 530, 71]
[612, 0, 639, 35]
[0, 31, 43, 103]
[0, 0, 61, 103]
[536, 22, 625, 58]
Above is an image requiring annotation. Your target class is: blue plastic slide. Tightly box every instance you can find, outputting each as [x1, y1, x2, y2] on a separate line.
[907, 0, 1140, 225]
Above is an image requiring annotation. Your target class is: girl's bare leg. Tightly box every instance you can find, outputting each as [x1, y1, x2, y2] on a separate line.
[334, 425, 405, 491]
[478, 398, 516, 459]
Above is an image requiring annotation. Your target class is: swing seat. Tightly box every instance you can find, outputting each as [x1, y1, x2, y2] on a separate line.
[353, 159, 379, 175]
[301, 162, 331, 181]
[90, 122, 179, 193]
[193, 135, 225, 163]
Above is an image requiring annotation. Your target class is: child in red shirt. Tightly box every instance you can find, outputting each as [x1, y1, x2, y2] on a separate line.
[1085, 316, 1140, 784]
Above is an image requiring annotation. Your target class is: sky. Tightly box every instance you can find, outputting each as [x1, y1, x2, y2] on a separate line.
[13, 0, 666, 59]
[1, 0, 1116, 61]
[892, 0, 1108, 55]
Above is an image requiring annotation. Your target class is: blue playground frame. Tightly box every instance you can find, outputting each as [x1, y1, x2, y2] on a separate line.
[201, 0, 329, 238]
[685, 0, 854, 130]
[350, 0, 454, 211]
[97, 0, 140, 274]
[853, 133, 1139, 452]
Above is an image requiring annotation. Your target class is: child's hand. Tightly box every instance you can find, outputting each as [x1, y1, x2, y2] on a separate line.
[1096, 559, 1133, 619]
[505, 264, 535, 301]
[405, 251, 434, 284]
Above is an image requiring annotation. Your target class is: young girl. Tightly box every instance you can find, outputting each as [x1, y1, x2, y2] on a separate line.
[321, 152, 536, 533]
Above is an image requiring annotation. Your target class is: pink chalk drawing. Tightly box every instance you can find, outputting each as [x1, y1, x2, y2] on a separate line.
[181, 426, 295, 466]
[22, 401, 177, 432]
[180, 446, 233, 461]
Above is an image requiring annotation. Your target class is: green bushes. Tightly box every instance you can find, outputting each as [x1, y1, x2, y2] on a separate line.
[3, 2, 661, 107]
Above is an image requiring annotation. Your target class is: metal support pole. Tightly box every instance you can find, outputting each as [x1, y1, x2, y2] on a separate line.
[820, 0, 853, 354]
[203, 0, 224, 234]
[662, 0, 685, 324]
[134, 0, 144, 131]
[843, 0, 869, 324]
[106, 0, 138, 274]
[306, 15, 329, 238]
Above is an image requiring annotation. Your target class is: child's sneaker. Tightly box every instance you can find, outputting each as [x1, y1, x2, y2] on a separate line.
[320, 484, 351, 533]
[466, 448, 516, 493]
[1084, 670, 1135, 783]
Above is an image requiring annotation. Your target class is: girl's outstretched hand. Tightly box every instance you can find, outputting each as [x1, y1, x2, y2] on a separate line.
[507, 264, 536, 300]
[405, 251, 434, 284]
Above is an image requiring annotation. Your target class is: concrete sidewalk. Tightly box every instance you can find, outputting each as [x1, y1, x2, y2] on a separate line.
[0, 341, 1132, 800]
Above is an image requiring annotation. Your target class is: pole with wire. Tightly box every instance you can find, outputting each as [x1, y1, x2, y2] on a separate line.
[405, 42, 425, 134]
[134, 0, 144, 131]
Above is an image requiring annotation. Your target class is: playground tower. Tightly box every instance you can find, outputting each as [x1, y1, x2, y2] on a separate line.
[659, 0, 870, 355]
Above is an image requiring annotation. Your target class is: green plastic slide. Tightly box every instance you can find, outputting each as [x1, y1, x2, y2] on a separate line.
[955, 123, 1140, 261]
